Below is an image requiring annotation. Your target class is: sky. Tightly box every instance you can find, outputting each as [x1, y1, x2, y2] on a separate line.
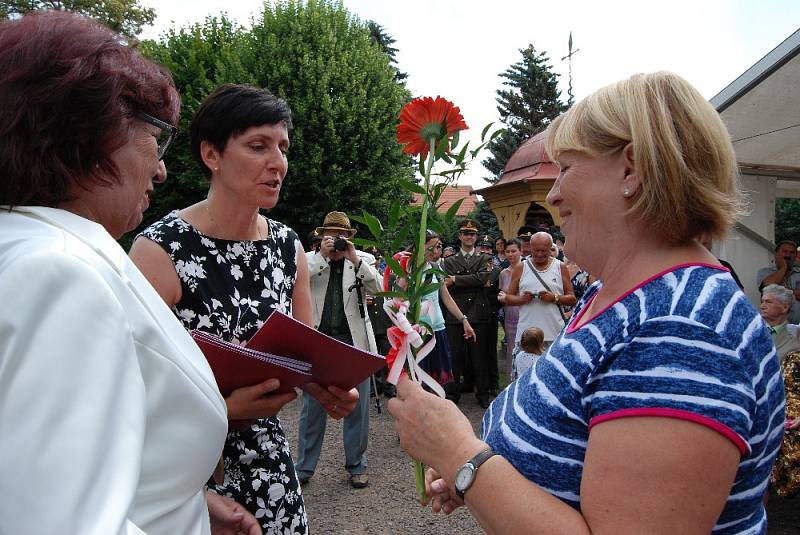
[140, 0, 800, 190]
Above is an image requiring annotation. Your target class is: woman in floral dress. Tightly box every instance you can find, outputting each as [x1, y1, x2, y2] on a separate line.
[130, 84, 357, 534]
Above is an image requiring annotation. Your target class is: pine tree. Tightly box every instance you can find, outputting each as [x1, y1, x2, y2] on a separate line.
[482, 45, 566, 182]
[366, 20, 407, 83]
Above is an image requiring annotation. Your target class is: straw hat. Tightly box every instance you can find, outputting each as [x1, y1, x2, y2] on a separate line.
[315, 211, 357, 236]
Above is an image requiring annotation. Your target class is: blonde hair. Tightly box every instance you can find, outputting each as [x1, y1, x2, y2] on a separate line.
[545, 71, 742, 243]
[520, 327, 545, 355]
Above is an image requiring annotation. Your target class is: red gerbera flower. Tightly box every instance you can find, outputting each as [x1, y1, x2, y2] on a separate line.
[397, 96, 468, 158]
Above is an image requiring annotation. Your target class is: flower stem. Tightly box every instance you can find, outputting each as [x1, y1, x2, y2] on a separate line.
[409, 137, 437, 504]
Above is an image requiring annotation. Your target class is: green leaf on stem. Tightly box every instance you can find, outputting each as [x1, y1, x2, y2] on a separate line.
[374, 290, 409, 299]
[361, 211, 384, 239]
[384, 255, 408, 279]
[427, 218, 445, 234]
[415, 460, 428, 503]
[434, 136, 448, 159]
[444, 198, 464, 222]
[390, 221, 412, 252]
[347, 212, 367, 225]
[418, 319, 434, 336]
[416, 281, 442, 298]
[399, 180, 427, 196]
[450, 130, 460, 151]
[388, 201, 401, 229]
[351, 237, 380, 249]
[426, 267, 449, 278]
[481, 122, 494, 142]
[455, 142, 469, 164]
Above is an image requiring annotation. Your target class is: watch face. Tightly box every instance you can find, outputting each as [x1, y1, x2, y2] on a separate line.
[455, 464, 474, 490]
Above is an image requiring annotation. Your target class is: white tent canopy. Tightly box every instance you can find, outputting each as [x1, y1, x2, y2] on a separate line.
[710, 28, 800, 304]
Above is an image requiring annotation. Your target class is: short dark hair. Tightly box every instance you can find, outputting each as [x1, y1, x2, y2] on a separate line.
[505, 238, 523, 250]
[775, 240, 797, 251]
[0, 10, 179, 207]
[191, 84, 293, 179]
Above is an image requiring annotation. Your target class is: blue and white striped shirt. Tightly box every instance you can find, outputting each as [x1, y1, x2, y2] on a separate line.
[482, 264, 785, 533]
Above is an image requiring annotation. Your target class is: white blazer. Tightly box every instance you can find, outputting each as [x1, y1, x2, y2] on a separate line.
[306, 250, 382, 353]
[0, 207, 227, 535]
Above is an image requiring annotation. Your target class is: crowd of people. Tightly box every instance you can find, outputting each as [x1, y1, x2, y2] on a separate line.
[0, 9, 797, 535]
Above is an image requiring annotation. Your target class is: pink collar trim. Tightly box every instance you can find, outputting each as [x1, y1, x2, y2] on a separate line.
[567, 262, 728, 333]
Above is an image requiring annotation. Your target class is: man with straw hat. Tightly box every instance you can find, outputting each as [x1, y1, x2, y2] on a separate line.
[295, 212, 382, 489]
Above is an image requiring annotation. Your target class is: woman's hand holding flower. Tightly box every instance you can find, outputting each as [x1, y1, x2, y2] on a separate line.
[424, 468, 465, 514]
[388, 377, 487, 489]
[304, 382, 359, 420]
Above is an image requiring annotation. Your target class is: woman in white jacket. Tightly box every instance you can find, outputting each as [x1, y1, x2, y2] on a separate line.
[0, 11, 257, 535]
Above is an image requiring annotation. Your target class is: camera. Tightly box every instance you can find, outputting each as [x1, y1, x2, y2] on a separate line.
[333, 235, 349, 252]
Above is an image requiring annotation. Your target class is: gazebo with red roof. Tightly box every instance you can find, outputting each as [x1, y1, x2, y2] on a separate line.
[474, 131, 560, 239]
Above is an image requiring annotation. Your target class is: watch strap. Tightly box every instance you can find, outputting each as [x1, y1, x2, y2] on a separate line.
[455, 447, 496, 498]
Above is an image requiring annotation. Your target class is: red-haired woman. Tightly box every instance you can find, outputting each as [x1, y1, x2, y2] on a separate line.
[0, 11, 258, 534]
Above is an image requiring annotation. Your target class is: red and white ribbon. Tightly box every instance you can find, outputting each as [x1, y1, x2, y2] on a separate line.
[383, 298, 445, 398]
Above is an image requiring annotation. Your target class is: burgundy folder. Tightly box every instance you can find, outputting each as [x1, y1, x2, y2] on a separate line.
[192, 310, 386, 397]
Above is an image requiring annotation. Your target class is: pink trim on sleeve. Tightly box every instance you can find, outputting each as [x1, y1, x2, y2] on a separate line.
[567, 263, 729, 333]
[589, 407, 749, 456]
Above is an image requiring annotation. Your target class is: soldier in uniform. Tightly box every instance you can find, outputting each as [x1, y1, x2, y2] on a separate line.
[443, 220, 494, 408]
[477, 235, 503, 396]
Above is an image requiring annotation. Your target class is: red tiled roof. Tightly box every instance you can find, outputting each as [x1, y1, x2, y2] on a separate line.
[412, 185, 477, 216]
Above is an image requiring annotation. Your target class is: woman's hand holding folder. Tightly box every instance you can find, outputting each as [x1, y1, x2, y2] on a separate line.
[226, 378, 298, 420]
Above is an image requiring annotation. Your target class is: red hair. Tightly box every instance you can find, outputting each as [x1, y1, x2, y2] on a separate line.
[0, 10, 180, 207]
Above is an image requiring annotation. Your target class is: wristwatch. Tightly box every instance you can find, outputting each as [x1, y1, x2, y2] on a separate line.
[460, 315, 468, 323]
[454, 447, 496, 499]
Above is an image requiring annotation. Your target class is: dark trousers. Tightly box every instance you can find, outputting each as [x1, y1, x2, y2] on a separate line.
[447, 321, 494, 398]
[487, 313, 499, 391]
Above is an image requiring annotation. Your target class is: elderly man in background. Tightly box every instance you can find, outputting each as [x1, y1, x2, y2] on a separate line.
[758, 240, 800, 323]
[760, 284, 800, 362]
[499, 232, 576, 354]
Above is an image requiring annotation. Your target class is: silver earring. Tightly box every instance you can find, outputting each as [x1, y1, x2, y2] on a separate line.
[623, 188, 631, 197]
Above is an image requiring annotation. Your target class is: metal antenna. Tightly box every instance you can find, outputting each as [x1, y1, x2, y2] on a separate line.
[561, 32, 580, 106]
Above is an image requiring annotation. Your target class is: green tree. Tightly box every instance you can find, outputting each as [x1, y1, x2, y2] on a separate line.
[133, 15, 251, 248]
[482, 45, 566, 182]
[1, 0, 156, 37]
[776, 198, 800, 244]
[137, 1, 412, 243]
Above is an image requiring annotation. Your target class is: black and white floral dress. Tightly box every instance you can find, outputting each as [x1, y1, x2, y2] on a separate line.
[139, 210, 308, 535]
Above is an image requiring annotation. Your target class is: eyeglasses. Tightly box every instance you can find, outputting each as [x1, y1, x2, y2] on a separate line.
[136, 111, 178, 160]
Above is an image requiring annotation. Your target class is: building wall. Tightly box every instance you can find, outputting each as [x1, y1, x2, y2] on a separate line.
[716, 173, 776, 306]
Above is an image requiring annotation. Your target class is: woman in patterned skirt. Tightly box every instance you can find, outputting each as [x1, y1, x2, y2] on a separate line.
[130, 84, 358, 534]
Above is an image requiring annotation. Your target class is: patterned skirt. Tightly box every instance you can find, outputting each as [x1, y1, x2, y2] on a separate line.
[419, 329, 456, 388]
[208, 417, 308, 534]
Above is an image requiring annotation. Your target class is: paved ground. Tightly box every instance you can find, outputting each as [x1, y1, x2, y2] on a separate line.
[281, 391, 486, 534]
[280, 388, 798, 534]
